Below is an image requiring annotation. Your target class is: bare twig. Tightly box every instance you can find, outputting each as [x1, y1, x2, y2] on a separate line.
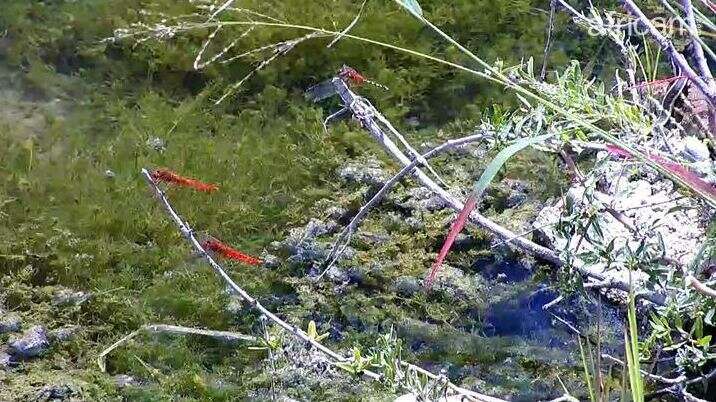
[601, 353, 687, 384]
[540, 0, 557, 81]
[215, 31, 326, 104]
[547, 395, 579, 402]
[621, 0, 716, 108]
[97, 324, 257, 372]
[327, 0, 368, 48]
[647, 367, 716, 398]
[372, 108, 450, 188]
[320, 132, 488, 277]
[140, 168, 503, 402]
[679, 0, 716, 136]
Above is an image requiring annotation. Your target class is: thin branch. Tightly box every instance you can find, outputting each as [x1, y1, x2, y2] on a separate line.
[547, 395, 580, 402]
[666, 0, 716, 65]
[679, 0, 716, 136]
[673, 236, 716, 299]
[327, 0, 368, 48]
[601, 353, 687, 385]
[540, 0, 558, 81]
[682, 273, 716, 298]
[319, 132, 488, 278]
[97, 324, 257, 372]
[372, 107, 450, 188]
[490, 221, 559, 249]
[647, 367, 716, 398]
[140, 168, 502, 402]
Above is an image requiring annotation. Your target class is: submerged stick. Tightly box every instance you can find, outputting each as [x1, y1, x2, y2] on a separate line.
[97, 324, 257, 372]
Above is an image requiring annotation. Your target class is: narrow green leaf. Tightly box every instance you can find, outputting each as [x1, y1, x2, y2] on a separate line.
[471, 133, 553, 198]
[395, 0, 423, 17]
[578, 338, 596, 402]
[626, 290, 644, 402]
[425, 133, 552, 287]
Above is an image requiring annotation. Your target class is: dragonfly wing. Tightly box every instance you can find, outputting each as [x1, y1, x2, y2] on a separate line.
[305, 80, 338, 102]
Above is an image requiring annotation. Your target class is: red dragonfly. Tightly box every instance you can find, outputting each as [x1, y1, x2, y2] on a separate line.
[150, 168, 219, 192]
[305, 65, 388, 102]
[201, 236, 262, 266]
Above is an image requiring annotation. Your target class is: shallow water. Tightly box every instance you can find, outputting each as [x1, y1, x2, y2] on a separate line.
[0, 1, 628, 400]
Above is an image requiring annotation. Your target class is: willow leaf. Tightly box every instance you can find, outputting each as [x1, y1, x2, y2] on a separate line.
[472, 133, 553, 198]
[424, 133, 553, 287]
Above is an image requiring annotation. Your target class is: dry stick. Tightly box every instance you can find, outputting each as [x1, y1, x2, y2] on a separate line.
[320, 132, 488, 277]
[547, 395, 580, 402]
[656, 0, 716, 65]
[97, 324, 257, 372]
[194, 5, 287, 24]
[600, 354, 687, 385]
[489, 221, 559, 249]
[140, 168, 501, 402]
[215, 32, 326, 104]
[330, 78, 667, 305]
[699, 0, 716, 13]
[621, 0, 716, 107]
[372, 108, 450, 188]
[679, 388, 709, 402]
[675, 0, 716, 70]
[326, 0, 368, 48]
[193, 25, 254, 70]
[208, 0, 237, 21]
[660, 240, 716, 298]
[647, 366, 716, 399]
[681, 270, 716, 298]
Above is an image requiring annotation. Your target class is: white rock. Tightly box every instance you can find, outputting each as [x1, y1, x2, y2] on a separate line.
[683, 136, 710, 162]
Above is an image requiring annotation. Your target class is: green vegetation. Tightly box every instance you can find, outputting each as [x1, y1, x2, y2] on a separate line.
[2, 0, 713, 400]
[0, 0, 591, 399]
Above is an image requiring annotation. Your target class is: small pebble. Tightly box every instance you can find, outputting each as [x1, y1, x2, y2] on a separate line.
[8, 325, 50, 359]
[114, 374, 138, 389]
[0, 314, 21, 334]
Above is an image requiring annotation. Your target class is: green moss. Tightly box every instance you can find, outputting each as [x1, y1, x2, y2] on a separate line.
[0, 0, 611, 399]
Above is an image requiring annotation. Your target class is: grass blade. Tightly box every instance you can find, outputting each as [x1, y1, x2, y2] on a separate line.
[624, 275, 644, 402]
[578, 338, 597, 402]
[471, 133, 553, 199]
[424, 194, 477, 287]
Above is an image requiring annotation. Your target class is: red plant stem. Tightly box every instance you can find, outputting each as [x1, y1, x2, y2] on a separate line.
[626, 75, 685, 90]
[606, 145, 716, 199]
[425, 194, 479, 287]
[150, 169, 219, 193]
[202, 239, 262, 266]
